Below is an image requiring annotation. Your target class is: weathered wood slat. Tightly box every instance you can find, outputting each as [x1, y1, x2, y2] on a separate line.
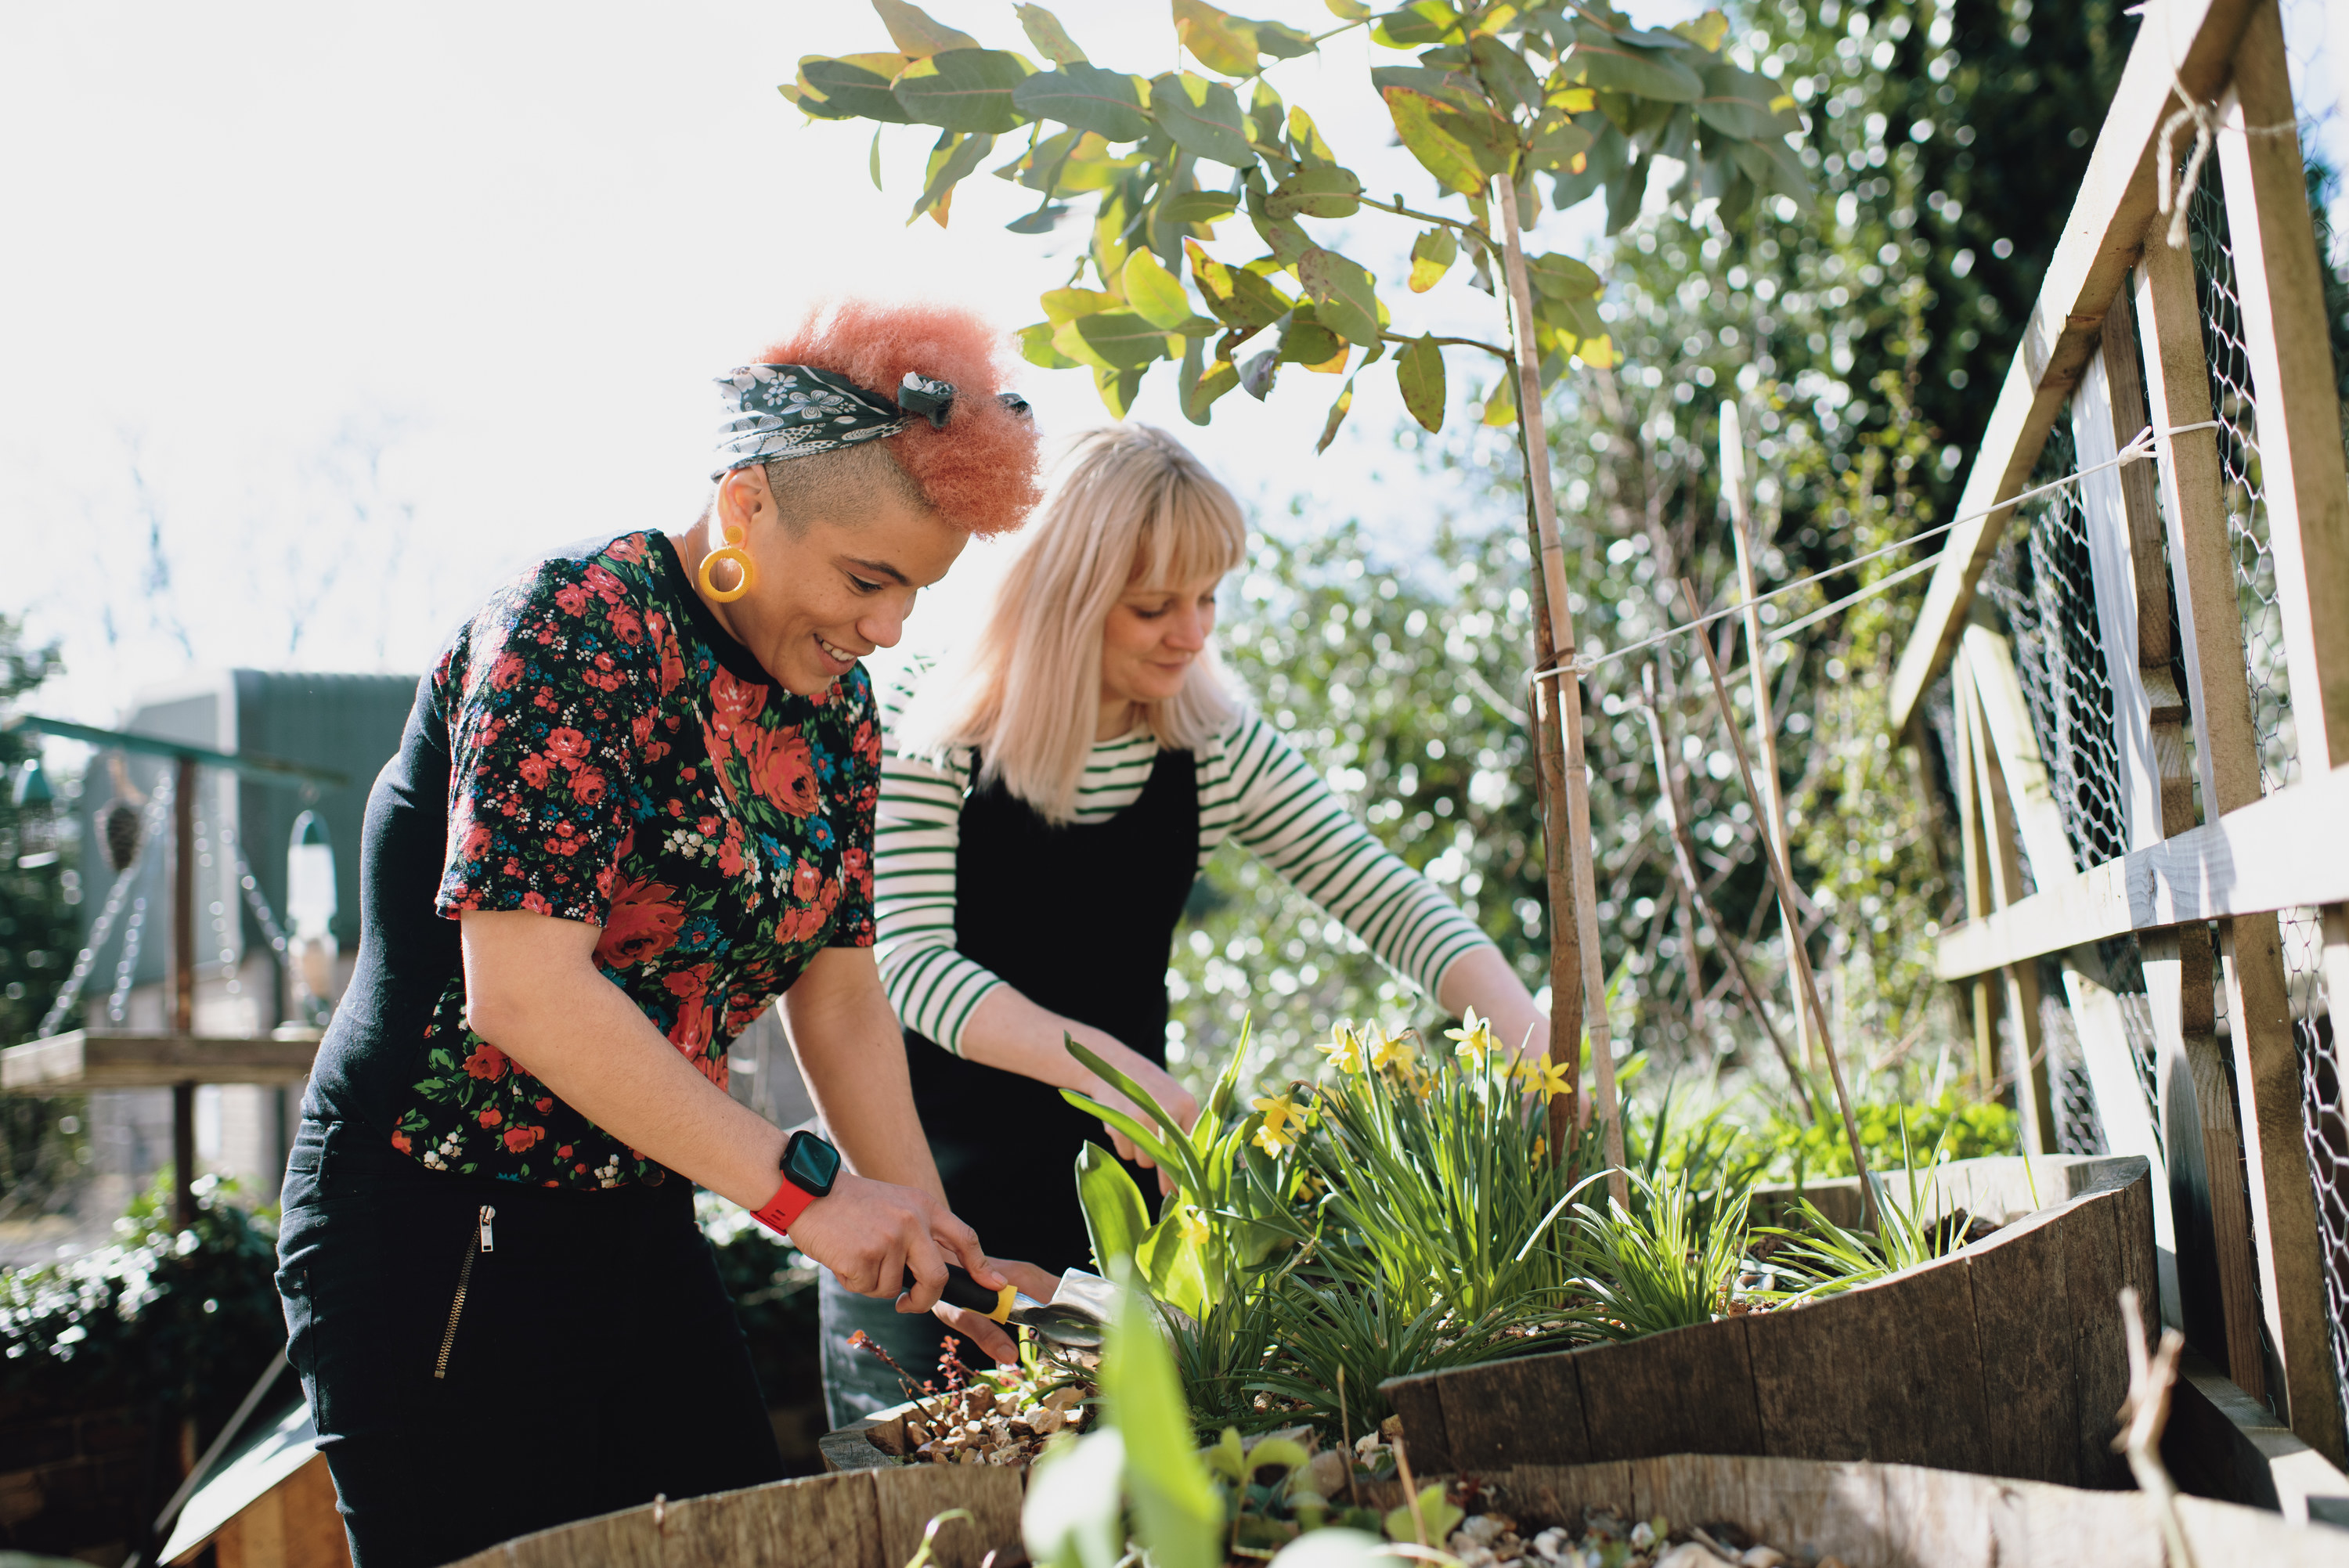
[0, 1030, 320, 1091]
[1934, 762, 2349, 978]
[1385, 1159, 2154, 1489]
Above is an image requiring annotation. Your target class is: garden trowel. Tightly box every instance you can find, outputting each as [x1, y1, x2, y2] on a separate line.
[904, 1263, 1117, 1349]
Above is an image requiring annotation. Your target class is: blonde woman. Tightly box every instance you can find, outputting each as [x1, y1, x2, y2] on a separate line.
[817, 424, 1546, 1421]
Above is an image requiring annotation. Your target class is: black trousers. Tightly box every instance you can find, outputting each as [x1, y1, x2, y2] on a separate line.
[275, 1118, 785, 1567]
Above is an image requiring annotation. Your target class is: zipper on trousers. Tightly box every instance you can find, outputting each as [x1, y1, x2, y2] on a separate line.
[432, 1206, 496, 1380]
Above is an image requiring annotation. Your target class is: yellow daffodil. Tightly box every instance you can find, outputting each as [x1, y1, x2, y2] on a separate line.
[1317, 1022, 1365, 1075]
[1528, 1055, 1572, 1101]
[1366, 1023, 1417, 1075]
[1178, 1206, 1211, 1246]
[1251, 1119, 1297, 1155]
[1445, 1006, 1499, 1063]
[1252, 1092, 1299, 1135]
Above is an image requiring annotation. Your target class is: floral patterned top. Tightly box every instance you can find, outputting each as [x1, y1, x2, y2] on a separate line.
[305, 530, 878, 1189]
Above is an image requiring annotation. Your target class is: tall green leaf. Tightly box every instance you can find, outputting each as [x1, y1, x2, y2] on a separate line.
[1121, 247, 1198, 330]
[1076, 1141, 1152, 1272]
[1570, 29, 1704, 101]
[1149, 71, 1256, 168]
[1100, 1259, 1221, 1568]
[1266, 165, 1362, 220]
[1380, 86, 1488, 195]
[1013, 63, 1151, 142]
[790, 55, 915, 123]
[1407, 225, 1456, 292]
[893, 49, 1035, 134]
[1052, 309, 1177, 371]
[908, 129, 994, 225]
[1022, 1427, 1127, 1568]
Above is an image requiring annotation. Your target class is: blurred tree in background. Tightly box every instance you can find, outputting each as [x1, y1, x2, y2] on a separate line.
[1170, 0, 2136, 1095]
[0, 615, 85, 1218]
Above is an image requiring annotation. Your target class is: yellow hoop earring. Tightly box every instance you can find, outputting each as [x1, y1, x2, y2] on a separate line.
[698, 521, 757, 603]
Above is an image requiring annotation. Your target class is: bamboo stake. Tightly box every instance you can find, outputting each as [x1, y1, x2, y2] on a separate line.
[1496, 175, 1624, 1202]
[1680, 578, 1875, 1225]
[1640, 665, 1811, 1112]
[1718, 403, 1810, 1072]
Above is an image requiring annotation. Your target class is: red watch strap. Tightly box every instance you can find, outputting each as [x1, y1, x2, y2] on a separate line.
[751, 1174, 818, 1238]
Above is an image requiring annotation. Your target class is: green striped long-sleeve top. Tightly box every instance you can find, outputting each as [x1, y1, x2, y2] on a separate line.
[875, 662, 1496, 1053]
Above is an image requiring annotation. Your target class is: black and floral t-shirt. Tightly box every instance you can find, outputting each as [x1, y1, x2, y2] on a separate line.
[303, 530, 878, 1189]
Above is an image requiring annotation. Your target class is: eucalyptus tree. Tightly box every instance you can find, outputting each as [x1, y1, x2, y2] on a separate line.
[783, 0, 1817, 1169]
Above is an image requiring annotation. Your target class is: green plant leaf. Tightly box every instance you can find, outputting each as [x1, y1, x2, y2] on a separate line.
[1730, 135, 1815, 212]
[1324, 0, 1372, 18]
[1693, 61, 1802, 139]
[908, 129, 995, 225]
[1179, 346, 1239, 425]
[1372, 4, 1463, 49]
[1052, 309, 1176, 371]
[1017, 321, 1080, 368]
[1243, 173, 1312, 266]
[1274, 308, 1346, 367]
[1525, 251, 1601, 301]
[1316, 369, 1357, 452]
[1407, 225, 1456, 292]
[1380, 86, 1490, 195]
[1174, 0, 1261, 76]
[1162, 190, 1239, 223]
[1121, 248, 1193, 330]
[893, 49, 1036, 134]
[1040, 286, 1120, 323]
[1150, 71, 1257, 168]
[1077, 1140, 1152, 1272]
[1092, 363, 1146, 417]
[1022, 1426, 1126, 1568]
[792, 55, 915, 123]
[1481, 369, 1515, 426]
[1297, 247, 1380, 345]
[1397, 333, 1445, 431]
[1266, 165, 1362, 220]
[1569, 29, 1705, 102]
[1102, 1257, 1221, 1568]
[1063, 1040, 1209, 1193]
[1016, 2, 1088, 64]
[1383, 1483, 1463, 1545]
[1013, 63, 1151, 142]
[873, 0, 978, 58]
[1006, 202, 1070, 232]
[1468, 34, 1543, 117]
[1549, 114, 1626, 209]
[1526, 106, 1594, 174]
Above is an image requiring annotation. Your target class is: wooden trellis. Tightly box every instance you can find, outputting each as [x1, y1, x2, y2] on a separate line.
[1888, 0, 2349, 1476]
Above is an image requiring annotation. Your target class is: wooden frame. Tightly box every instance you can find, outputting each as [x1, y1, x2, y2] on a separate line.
[1895, 0, 2347, 1467]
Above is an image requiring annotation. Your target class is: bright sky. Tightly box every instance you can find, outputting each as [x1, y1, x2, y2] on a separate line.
[2, 1, 2340, 740]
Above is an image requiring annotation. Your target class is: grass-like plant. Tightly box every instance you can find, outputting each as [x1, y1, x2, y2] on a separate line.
[1563, 1157, 1755, 1341]
[1756, 1109, 1978, 1299]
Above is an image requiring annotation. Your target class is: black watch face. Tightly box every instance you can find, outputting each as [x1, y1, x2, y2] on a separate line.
[783, 1131, 840, 1199]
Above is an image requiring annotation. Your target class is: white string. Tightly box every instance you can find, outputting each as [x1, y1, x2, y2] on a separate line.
[34, 785, 173, 1039]
[1529, 419, 2221, 686]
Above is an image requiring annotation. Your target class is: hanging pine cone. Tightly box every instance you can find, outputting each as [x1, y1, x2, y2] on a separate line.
[103, 801, 141, 872]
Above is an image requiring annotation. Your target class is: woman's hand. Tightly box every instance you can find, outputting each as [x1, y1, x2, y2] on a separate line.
[1080, 1047, 1199, 1199]
[788, 1170, 1003, 1313]
[934, 1257, 1063, 1367]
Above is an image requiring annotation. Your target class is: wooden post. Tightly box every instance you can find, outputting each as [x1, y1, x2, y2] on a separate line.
[1952, 656, 2056, 1152]
[1947, 651, 2001, 1098]
[171, 755, 197, 1229]
[2077, 308, 2265, 1393]
[1719, 403, 1808, 1072]
[1497, 175, 1624, 1199]
[2206, 3, 2349, 1462]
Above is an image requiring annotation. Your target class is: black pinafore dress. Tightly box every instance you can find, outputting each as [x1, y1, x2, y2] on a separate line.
[817, 742, 1199, 1422]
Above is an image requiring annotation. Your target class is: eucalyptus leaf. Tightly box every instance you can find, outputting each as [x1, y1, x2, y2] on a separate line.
[1151, 71, 1256, 168]
[1274, 308, 1346, 367]
[1040, 286, 1120, 323]
[1182, 352, 1239, 424]
[1093, 363, 1146, 417]
[1016, 2, 1088, 65]
[1548, 114, 1626, 209]
[1121, 248, 1196, 330]
[909, 129, 994, 225]
[1525, 251, 1600, 301]
[1372, 5, 1463, 48]
[1323, 0, 1372, 17]
[1174, 0, 1263, 77]
[1469, 33, 1544, 116]
[1161, 190, 1239, 223]
[1243, 170, 1313, 266]
[1005, 202, 1070, 232]
[1406, 225, 1456, 292]
[1013, 63, 1150, 142]
[1316, 373, 1357, 452]
[1397, 333, 1446, 432]
[1052, 309, 1175, 372]
[1297, 247, 1381, 345]
[1570, 31, 1705, 102]
[1730, 135, 1815, 211]
[1693, 61, 1802, 140]
[1017, 320, 1079, 368]
[1267, 165, 1363, 220]
[1240, 346, 1280, 400]
[873, 0, 979, 58]
[893, 49, 1036, 134]
[794, 55, 914, 123]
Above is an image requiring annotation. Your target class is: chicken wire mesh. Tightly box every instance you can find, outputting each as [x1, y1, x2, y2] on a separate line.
[2188, 168, 2349, 1435]
[1978, 417, 2133, 875]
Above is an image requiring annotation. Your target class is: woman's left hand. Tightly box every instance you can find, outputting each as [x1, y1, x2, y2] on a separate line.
[932, 1257, 1063, 1367]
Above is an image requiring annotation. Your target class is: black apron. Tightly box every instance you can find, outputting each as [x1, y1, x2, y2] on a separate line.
[906, 743, 1200, 1274]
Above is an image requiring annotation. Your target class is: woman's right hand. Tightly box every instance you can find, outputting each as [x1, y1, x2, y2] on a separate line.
[788, 1170, 1001, 1312]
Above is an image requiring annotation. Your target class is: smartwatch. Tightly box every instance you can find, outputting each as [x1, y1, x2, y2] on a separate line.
[751, 1130, 841, 1238]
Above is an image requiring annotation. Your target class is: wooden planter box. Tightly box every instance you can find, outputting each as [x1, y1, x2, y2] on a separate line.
[1432, 1453, 2336, 1567]
[817, 1399, 933, 1474]
[446, 1465, 1023, 1568]
[1384, 1155, 2156, 1489]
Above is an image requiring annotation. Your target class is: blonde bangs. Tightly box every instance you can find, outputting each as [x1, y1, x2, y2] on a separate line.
[901, 425, 1249, 824]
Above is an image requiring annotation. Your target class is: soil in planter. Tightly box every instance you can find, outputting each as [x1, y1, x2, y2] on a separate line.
[848, 1329, 1093, 1468]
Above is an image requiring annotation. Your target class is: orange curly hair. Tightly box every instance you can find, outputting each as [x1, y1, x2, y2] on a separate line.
[749, 298, 1041, 538]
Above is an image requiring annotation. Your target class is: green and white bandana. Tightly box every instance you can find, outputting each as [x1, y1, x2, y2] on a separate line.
[713, 363, 1025, 479]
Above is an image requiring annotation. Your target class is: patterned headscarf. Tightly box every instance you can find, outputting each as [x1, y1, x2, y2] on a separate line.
[712, 364, 1029, 480]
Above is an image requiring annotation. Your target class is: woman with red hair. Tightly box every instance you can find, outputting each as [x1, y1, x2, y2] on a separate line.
[273, 300, 1048, 1566]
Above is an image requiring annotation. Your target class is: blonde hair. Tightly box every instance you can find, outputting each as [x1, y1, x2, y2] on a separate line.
[904, 425, 1249, 823]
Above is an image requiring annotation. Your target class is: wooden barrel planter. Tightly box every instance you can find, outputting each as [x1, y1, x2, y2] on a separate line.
[1420, 1452, 2338, 1567]
[444, 1465, 1022, 1568]
[1384, 1155, 2158, 1489]
[818, 1398, 934, 1473]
